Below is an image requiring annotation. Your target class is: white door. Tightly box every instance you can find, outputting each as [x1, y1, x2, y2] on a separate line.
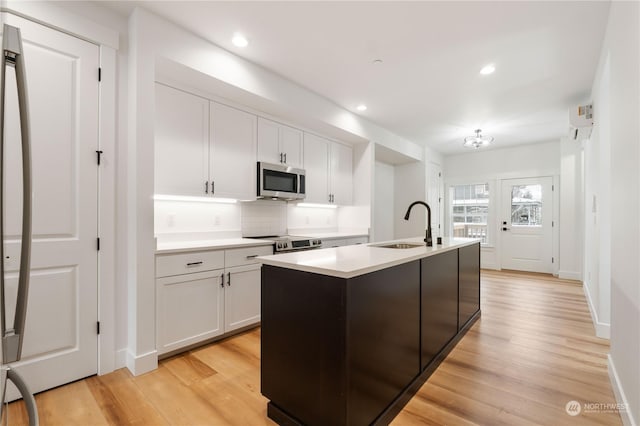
[1, 15, 99, 396]
[210, 101, 257, 200]
[500, 177, 553, 273]
[155, 83, 209, 197]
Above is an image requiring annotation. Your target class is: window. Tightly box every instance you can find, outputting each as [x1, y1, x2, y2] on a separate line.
[450, 183, 489, 243]
[510, 184, 542, 226]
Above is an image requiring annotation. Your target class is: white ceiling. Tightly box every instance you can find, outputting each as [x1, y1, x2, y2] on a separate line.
[101, 1, 610, 155]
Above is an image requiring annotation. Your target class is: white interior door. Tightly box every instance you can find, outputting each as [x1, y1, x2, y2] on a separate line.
[500, 177, 553, 273]
[1, 15, 99, 397]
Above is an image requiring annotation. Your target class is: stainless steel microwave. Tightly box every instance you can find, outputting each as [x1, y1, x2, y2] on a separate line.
[257, 162, 306, 200]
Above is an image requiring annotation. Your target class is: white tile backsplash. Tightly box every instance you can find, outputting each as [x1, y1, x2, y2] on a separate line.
[155, 200, 242, 235]
[287, 203, 338, 230]
[241, 200, 287, 237]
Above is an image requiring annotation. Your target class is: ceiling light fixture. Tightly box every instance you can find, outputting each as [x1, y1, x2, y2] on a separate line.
[356, 104, 367, 111]
[463, 129, 494, 149]
[480, 63, 495, 75]
[232, 33, 249, 48]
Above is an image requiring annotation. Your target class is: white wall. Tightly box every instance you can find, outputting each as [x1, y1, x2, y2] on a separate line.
[590, 3, 640, 424]
[584, 50, 611, 338]
[373, 161, 395, 242]
[444, 141, 562, 270]
[394, 161, 427, 239]
[559, 138, 584, 281]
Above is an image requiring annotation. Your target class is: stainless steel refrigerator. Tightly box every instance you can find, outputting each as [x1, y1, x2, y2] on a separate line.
[0, 23, 38, 426]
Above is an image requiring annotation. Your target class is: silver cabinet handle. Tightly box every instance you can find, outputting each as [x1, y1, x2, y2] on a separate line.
[186, 261, 203, 267]
[246, 255, 258, 259]
[227, 272, 231, 286]
[1, 24, 32, 364]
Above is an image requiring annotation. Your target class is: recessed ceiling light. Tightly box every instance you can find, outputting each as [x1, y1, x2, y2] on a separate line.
[356, 104, 367, 111]
[480, 64, 495, 75]
[232, 33, 248, 48]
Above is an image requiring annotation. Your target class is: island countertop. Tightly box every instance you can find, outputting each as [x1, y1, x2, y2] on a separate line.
[257, 236, 479, 279]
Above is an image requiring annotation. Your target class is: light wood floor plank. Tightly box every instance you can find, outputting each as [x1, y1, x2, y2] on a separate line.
[4, 270, 622, 425]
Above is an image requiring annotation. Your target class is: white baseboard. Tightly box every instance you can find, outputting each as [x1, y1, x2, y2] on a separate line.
[559, 270, 582, 281]
[583, 282, 611, 339]
[115, 348, 128, 370]
[126, 349, 158, 376]
[480, 263, 499, 270]
[608, 354, 638, 426]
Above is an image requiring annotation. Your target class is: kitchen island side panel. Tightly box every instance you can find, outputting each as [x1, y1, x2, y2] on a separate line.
[421, 249, 459, 370]
[346, 261, 421, 425]
[458, 243, 481, 329]
[261, 265, 347, 425]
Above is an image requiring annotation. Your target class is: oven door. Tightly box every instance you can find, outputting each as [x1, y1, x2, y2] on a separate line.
[258, 162, 306, 200]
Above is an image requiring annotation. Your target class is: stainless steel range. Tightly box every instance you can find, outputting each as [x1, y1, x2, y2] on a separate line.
[256, 235, 323, 253]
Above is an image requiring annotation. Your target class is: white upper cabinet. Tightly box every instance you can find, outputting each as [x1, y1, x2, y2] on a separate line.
[303, 133, 331, 203]
[303, 133, 352, 205]
[257, 117, 303, 168]
[210, 102, 257, 200]
[154, 83, 257, 200]
[155, 83, 209, 196]
[330, 141, 353, 205]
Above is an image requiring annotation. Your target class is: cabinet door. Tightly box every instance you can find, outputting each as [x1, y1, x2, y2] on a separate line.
[280, 124, 303, 168]
[155, 83, 209, 196]
[421, 250, 458, 369]
[157, 270, 225, 355]
[210, 102, 257, 199]
[303, 133, 330, 203]
[459, 243, 480, 329]
[257, 117, 281, 165]
[224, 264, 262, 332]
[330, 142, 353, 205]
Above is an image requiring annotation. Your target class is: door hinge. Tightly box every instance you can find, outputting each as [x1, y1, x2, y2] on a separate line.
[438, 172, 442, 178]
[552, 184, 554, 191]
[97, 237, 101, 251]
[552, 220, 554, 227]
[98, 67, 102, 82]
[97, 321, 101, 335]
[96, 150, 103, 165]
[552, 257, 554, 263]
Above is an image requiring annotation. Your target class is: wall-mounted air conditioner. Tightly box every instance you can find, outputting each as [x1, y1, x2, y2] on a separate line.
[568, 104, 593, 141]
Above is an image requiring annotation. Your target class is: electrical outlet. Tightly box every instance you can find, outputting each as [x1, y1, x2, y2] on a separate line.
[214, 215, 220, 226]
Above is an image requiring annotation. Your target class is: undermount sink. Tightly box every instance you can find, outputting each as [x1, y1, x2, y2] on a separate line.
[372, 242, 424, 249]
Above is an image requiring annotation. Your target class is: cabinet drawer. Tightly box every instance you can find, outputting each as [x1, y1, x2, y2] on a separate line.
[225, 245, 273, 268]
[156, 250, 225, 278]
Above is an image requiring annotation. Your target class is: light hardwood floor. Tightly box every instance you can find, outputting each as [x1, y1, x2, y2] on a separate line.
[3, 270, 621, 425]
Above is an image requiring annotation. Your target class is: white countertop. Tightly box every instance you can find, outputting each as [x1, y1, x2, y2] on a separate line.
[257, 237, 479, 279]
[156, 238, 273, 254]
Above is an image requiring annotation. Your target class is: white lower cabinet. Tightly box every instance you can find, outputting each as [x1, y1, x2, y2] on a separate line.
[157, 269, 225, 355]
[224, 264, 262, 332]
[155, 245, 271, 355]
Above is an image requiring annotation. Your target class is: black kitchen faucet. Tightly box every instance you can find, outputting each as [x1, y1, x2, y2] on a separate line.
[404, 201, 433, 247]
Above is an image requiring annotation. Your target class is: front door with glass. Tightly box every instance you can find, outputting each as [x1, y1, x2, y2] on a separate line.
[500, 177, 553, 273]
